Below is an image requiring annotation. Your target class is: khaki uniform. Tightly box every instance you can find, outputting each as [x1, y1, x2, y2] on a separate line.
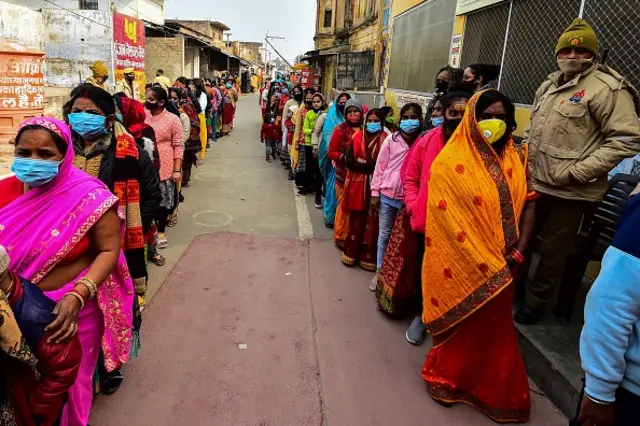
[528, 64, 640, 202]
[115, 79, 141, 101]
[523, 64, 640, 309]
[85, 76, 109, 93]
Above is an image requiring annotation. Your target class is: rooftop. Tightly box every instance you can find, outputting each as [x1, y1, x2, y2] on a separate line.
[165, 19, 231, 31]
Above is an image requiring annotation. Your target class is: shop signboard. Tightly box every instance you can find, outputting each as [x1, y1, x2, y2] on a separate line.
[113, 12, 146, 99]
[300, 67, 314, 88]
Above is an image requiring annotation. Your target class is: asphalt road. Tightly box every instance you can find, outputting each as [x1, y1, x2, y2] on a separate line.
[90, 94, 566, 425]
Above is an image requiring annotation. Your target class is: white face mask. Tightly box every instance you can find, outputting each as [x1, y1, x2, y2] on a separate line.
[557, 58, 593, 77]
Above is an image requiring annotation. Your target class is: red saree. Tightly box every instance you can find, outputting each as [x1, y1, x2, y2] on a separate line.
[341, 130, 382, 271]
[423, 283, 530, 423]
[375, 208, 418, 314]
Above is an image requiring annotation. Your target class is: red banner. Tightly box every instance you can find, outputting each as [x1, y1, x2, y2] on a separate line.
[113, 12, 146, 98]
[300, 68, 314, 88]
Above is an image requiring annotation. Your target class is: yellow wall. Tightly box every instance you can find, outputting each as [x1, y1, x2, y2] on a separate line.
[391, 0, 424, 17]
[350, 24, 378, 52]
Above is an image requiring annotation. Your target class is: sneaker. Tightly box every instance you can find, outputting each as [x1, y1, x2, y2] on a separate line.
[406, 317, 426, 345]
[314, 195, 322, 209]
[369, 272, 378, 291]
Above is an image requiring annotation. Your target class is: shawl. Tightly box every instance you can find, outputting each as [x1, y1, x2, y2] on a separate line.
[318, 101, 343, 225]
[120, 96, 149, 140]
[342, 124, 384, 213]
[421, 91, 534, 335]
[0, 117, 133, 371]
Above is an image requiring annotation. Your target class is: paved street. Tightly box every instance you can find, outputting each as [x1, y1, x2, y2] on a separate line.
[90, 94, 567, 425]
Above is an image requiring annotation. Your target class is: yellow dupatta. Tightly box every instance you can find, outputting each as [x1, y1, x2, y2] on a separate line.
[421, 91, 533, 335]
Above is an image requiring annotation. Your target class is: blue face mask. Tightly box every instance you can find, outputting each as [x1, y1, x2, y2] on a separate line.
[366, 122, 382, 134]
[11, 157, 60, 187]
[68, 112, 110, 140]
[226, 83, 232, 89]
[115, 113, 124, 123]
[431, 116, 445, 128]
[399, 118, 421, 133]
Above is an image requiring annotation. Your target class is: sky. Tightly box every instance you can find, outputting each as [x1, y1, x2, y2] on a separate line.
[164, 0, 317, 64]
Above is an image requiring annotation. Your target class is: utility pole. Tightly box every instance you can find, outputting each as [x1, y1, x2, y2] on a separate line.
[265, 31, 287, 80]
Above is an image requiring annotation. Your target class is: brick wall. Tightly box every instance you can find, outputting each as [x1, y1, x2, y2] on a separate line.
[145, 35, 184, 83]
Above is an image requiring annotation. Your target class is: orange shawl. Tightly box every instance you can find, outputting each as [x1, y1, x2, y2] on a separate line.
[421, 91, 535, 335]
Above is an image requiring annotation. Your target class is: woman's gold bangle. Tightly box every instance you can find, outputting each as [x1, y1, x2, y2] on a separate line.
[76, 277, 97, 299]
[64, 291, 85, 310]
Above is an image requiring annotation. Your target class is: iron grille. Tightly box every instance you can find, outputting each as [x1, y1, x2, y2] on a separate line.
[499, 0, 581, 104]
[336, 51, 376, 89]
[583, 0, 640, 91]
[460, 2, 510, 68]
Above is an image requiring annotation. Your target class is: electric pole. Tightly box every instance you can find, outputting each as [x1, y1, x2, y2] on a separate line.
[264, 31, 287, 80]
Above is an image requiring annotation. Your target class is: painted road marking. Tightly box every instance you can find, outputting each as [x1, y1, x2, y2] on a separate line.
[293, 182, 314, 239]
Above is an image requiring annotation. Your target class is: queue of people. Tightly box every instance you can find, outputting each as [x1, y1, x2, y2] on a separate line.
[257, 18, 640, 425]
[0, 69, 244, 425]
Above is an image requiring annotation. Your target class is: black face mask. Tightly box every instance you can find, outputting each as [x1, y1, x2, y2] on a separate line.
[337, 104, 345, 115]
[460, 80, 478, 93]
[145, 101, 159, 110]
[304, 100, 313, 108]
[444, 118, 462, 135]
[435, 80, 448, 93]
[294, 93, 303, 102]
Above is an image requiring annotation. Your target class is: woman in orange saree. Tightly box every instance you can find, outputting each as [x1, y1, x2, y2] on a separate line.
[421, 90, 537, 423]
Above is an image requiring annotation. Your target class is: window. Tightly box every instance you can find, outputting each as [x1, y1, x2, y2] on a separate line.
[323, 9, 332, 28]
[337, 51, 376, 89]
[79, 0, 99, 10]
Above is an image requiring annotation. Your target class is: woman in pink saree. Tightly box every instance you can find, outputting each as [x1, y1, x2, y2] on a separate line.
[0, 117, 133, 425]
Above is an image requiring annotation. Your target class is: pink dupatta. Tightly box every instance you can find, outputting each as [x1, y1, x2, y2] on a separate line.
[0, 117, 133, 371]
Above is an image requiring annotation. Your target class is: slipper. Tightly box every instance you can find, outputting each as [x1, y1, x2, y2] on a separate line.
[150, 254, 165, 266]
[101, 369, 124, 395]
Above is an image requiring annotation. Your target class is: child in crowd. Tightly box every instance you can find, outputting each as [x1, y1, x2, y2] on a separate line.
[261, 112, 280, 162]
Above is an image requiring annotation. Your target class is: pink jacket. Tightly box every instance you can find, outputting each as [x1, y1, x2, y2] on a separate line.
[403, 126, 446, 233]
[371, 132, 412, 200]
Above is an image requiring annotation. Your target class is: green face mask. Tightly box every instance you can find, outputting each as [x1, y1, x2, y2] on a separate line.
[385, 116, 395, 124]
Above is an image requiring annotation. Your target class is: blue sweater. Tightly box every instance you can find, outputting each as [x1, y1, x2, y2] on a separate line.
[580, 195, 640, 402]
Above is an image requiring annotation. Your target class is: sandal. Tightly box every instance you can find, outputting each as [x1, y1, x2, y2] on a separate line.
[150, 254, 165, 266]
[168, 213, 178, 227]
[157, 234, 168, 249]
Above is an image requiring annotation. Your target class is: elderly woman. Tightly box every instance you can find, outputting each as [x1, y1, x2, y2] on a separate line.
[420, 90, 536, 422]
[0, 117, 134, 425]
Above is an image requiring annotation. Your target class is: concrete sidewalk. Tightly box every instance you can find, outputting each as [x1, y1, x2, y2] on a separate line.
[90, 233, 566, 426]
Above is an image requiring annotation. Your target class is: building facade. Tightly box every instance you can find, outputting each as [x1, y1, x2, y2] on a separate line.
[307, 0, 382, 96]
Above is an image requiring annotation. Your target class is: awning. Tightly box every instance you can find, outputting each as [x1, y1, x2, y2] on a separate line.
[301, 44, 350, 60]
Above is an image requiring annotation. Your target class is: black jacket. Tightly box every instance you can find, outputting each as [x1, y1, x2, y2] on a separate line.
[72, 132, 161, 232]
